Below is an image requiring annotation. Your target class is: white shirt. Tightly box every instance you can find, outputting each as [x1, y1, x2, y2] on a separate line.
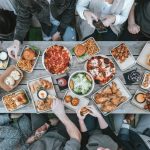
[76, 0, 134, 26]
[0, 0, 16, 14]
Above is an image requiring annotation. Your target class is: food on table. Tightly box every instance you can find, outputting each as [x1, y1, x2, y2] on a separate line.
[86, 55, 116, 85]
[64, 95, 72, 103]
[141, 73, 150, 89]
[3, 90, 29, 111]
[22, 48, 36, 60]
[57, 78, 67, 87]
[71, 97, 79, 106]
[80, 107, 92, 116]
[111, 43, 130, 63]
[37, 89, 48, 100]
[35, 95, 53, 112]
[10, 70, 21, 81]
[44, 45, 71, 74]
[135, 93, 146, 103]
[94, 81, 127, 113]
[0, 51, 8, 61]
[147, 55, 150, 66]
[74, 44, 86, 57]
[39, 79, 53, 89]
[69, 72, 94, 96]
[4, 76, 15, 86]
[17, 46, 39, 73]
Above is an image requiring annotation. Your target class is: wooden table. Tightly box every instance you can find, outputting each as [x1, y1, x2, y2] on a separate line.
[0, 41, 149, 114]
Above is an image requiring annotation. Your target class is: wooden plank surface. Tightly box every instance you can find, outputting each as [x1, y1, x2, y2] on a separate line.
[0, 41, 149, 114]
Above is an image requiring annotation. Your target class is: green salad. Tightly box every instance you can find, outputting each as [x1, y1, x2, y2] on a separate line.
[71, 73, 93, 95]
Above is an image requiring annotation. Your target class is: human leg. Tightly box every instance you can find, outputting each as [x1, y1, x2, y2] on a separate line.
[63, 26, 76, 41]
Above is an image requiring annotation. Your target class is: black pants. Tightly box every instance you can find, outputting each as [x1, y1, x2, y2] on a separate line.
[119, 28, 150, 41]
[83, 27, 118, 41]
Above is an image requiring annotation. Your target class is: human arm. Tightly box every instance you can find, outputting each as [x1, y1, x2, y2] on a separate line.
[52, 98, 81, 143]
[127, 2, 140, 34]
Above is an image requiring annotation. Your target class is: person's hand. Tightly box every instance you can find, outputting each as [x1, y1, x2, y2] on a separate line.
[86, 105, 101, 118]
[52, 98, 66, 118]
[83, 10, 98, 28]
[76, 107, 89, 121]
[102, 15, 116, 27]
[128, 23, 140, 34]
[52, 32, 61, 41]
[7, 40, 20, 60]
[97, 147, 110, 150]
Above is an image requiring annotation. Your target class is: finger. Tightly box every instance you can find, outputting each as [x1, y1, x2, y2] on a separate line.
[88, 20, 95, 28]
[91, 13, 98, 22]
[7, 50, 15, 60]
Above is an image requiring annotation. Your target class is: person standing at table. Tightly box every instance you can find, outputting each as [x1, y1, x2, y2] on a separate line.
[7, 0, 77, 60]
[120, 0, 150, 41]
[76, 0, 134, 41]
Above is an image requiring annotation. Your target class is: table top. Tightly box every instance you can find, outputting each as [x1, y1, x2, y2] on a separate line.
[0, 41, 149, 114]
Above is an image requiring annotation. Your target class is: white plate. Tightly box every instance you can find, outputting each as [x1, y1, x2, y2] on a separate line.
[91, 77, 132, 116]
[131, 90, 149, 112]
[73, 37, 100, 63]
[111, 43, 136, 71]
[2, 89, 30, 112]
[42, 45, 72, 75]
[141, 71, 150, 90]
[68, 71, 95, 97]
[137, 42, 150, 70]
[63, 90, 90, 112]
[27, 75, 56, 113]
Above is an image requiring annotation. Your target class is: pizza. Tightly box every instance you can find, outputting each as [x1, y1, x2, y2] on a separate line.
[86, 55, 116, 85]
[44, 45, 71, 74]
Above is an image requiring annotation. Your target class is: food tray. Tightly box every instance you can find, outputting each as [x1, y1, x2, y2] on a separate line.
[91, 77, 132, 116]
[131, 90, 149, 112]
[2, 89, 30, 112]
[63, 90, 90, 112]
[137, 42, 150, 70]
[0, 65, 23, 92]
[141, 71, 150, 91]
[84, 54, 116, 85]
[73, 37, 100, 63]
[27, 75, 56, 113]
[42, 45, 72, 75]
[111, 43, 136, 71]
[17, 45, 40, 73]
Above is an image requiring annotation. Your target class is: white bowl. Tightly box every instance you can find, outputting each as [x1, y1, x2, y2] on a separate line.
[68, 71, 95, 97]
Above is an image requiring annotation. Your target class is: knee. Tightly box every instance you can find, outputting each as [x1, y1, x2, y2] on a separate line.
[63, 27, 76, 41]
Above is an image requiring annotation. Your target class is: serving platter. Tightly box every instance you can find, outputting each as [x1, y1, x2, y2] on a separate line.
[91, 77, 132, 116]
[63, 90, 90, 112]
[27, 75, 56, 113]
[111, 43, 136, 71]
[2, 89, 30, 112]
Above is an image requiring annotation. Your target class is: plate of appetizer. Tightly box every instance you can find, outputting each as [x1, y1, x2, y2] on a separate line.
[64, 90, 90, 112]
[42, 45, 72, 75]
[27, 76, 56, 113]
[91, 77, 132, 116]
[0, 51, 9, 69]
[2, 89, 30, 112]
[111, 43, 136, 71]
[131, 90, 150, 112]
[0, 65, 23, 92]
[68, 71, 95, 97]
[73, 37, 100, 63]
[17, 45, 40, 73]
[137, 42, 150, 71]
[80, 106, 92, 116]
[85, 55, 116, 85]
[141, 71, 150, 90]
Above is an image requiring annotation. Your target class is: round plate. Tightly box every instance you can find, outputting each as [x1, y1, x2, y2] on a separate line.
[68, 71, 95, 97]
[85, 55, 116, 85]
[42, 45, 72, 75]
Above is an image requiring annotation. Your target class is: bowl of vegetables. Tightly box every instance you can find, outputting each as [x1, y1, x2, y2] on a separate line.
[68, 71, 95, 97]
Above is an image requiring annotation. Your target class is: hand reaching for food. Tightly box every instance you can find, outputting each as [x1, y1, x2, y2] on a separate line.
[86, 105, 101, 118]
[83, 10, 98, 28]
[102, 15, 116, 27]
[76, 107, 89, 120]
[128, 23, 140, 34]
[7, 40, 20, 60]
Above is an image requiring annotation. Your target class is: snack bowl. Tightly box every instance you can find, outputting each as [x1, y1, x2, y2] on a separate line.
[42, 45, 72, 75]
[0, 51, 9, 69]
[68, 71, 95, 97]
